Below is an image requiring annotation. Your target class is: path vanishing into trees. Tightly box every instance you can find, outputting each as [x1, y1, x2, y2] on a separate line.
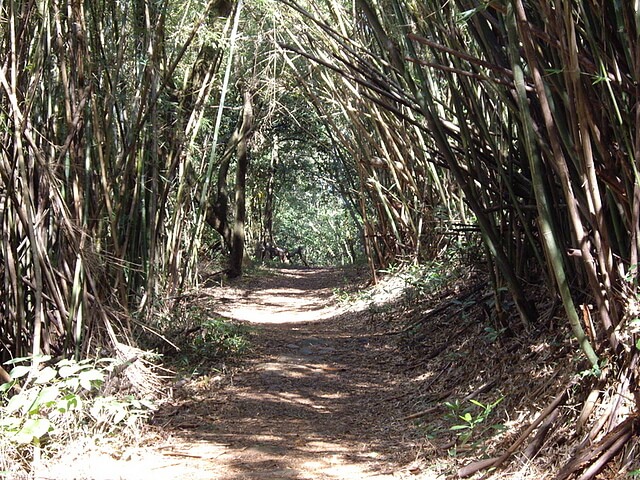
[45, 267, 423, 480]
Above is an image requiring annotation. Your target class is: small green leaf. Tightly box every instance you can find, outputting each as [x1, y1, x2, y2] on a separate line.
[55, 359, 75, 367]
[460, 412, 473, 422]
[35, 385, 60, 407]
[55, 393, 81, 413]
[451, 424, 470, 430]
[636, 338, 640, 351]
[0, 381, 16, 393]
[3, 356, 33, 366]
[89, 402, 101, 419]
[14, 418, 51, 444]
[34, 366, 58, 384]
[79, 369, 104, 391]
[59, 363, 83, 378]
[80, 369, 104, 382]
[6, 393, 29, 414]
[9, 365, 31, 379]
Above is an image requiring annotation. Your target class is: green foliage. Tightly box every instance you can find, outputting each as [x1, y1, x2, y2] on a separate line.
[333, 286, 371, 305]
[192, 317, 252, 360]
[0, 357, 154, 449]
[161, 306, 251, 369]
[381, 259, 465, 304]
[146, 302, 253, 371]
[89, 395, 156, 433]
[483, 326, 506, 344]
[402, 262, 450, 296]
[577, 360, 605, 380]
[271, 161, 363, 266]
[444, 397, 504, 445]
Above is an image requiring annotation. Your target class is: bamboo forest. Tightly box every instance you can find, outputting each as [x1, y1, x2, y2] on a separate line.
[1, 0, 639, 479]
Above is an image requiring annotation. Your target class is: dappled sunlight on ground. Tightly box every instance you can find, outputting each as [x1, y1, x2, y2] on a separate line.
[37, 267, 421, 480]
[211, 268, 345, 323]
[34, 266, 580, 480]
[124, 267, 423, 479]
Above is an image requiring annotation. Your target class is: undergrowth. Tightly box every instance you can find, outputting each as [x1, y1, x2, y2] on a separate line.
[144, 301, 253, 376]
[0, 298, 255, 478]
[0, 356, 156, 479]
[175, 314, 252, 370]
[353, 256, 640, 479]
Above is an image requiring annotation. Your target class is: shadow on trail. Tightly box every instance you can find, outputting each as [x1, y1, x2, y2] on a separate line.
[155, 267, 407, 479]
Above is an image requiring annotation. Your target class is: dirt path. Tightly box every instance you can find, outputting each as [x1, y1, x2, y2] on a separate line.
[44, 267, 423, 480]
[156, 267, 419, 480]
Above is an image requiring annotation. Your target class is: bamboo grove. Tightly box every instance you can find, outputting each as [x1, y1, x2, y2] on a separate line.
[275, 0, 640, 475]
[2, 0, 640, 475]
[0, 0, 240, 361]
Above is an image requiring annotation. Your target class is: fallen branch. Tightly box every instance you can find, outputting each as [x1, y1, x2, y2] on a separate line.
[402, 404, 441, 421]
[554, 415, 637, 480]
[462, 379, 498, 402]
[523, 407, 560, 460]
[458, 398, 560, 478]
[576, 427, 633, 480]
[458, 457, 500, 478]
[465, 378, 577, 479]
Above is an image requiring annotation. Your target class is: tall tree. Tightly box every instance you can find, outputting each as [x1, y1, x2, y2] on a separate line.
[229, 89, 254, 277]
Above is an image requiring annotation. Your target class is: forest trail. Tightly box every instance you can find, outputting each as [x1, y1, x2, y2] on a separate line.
[45, 267, 424, 480]
[154, 266, 419, 480]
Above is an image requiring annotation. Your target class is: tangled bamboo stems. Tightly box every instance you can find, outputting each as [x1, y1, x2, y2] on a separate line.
[278, 0, 640, 474]
[0, 0, 229, 361]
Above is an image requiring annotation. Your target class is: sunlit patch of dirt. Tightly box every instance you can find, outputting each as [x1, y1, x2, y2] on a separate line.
[210, 268, 347, 323]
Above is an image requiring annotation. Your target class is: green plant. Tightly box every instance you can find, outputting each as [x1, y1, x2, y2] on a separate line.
[333, 287, 355, 303]
[89, 395, 155, 433]
[577, 359, 606, 380]
[445, 397, 504, 445]
[443, 399, 464, 418]
[0, 356, 154, 448]
[191, 317, 251, 360]
[484, 326, 506, 343]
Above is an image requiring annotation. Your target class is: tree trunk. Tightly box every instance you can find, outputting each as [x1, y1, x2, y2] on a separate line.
[228, 90, 254, 278]
[263, 135, 278, 244]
